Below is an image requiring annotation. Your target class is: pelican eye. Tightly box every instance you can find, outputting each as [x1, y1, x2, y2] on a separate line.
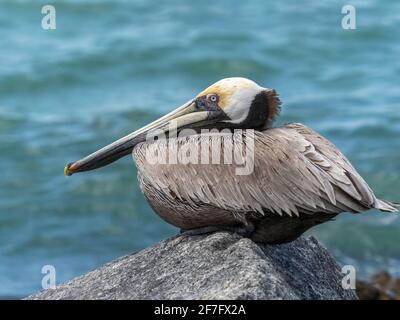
[207, 94, 219, 103]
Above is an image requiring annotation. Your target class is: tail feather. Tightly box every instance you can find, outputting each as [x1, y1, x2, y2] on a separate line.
[375, 199, 400, 213]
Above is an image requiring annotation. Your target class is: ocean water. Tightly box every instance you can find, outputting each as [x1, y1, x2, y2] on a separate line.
[0, 0, 399, 298]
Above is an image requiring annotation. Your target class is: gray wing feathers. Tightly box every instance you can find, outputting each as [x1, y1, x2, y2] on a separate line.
[133, 123, 398, 217]
[287, 123, 397, 212]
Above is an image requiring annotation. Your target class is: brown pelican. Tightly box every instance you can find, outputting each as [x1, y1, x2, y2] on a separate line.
[64, 78, 398, 243]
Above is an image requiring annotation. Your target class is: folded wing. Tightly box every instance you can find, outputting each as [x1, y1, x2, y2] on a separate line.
[133, 123, 398, 217]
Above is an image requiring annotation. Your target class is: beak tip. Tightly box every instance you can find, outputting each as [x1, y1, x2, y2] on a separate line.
[64, 163, 73, 176]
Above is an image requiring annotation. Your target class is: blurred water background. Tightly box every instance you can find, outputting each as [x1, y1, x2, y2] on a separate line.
[0, 0, 399, 298]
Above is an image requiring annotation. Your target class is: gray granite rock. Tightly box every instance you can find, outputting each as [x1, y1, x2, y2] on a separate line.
[27, 232, 357, 300]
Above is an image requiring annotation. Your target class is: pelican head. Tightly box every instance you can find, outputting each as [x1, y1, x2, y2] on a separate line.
[64, 77, 280, 176]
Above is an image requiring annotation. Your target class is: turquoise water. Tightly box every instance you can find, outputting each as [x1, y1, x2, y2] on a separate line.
[0, 0, 399, 298]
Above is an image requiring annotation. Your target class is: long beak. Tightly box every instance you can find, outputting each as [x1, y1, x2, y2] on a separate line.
[64, 99, 209, 176]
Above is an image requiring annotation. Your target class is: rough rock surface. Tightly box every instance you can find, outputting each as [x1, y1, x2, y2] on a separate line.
[27, 232, 357, 300]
